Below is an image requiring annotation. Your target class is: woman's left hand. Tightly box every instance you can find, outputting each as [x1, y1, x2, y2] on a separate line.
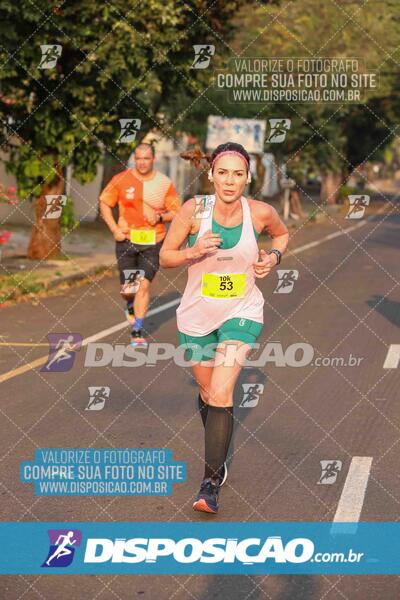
[253, 249, 277, 278]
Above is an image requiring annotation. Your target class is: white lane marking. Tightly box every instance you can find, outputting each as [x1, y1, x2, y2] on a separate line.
[0, 298, 181, 384]
[290, 199, 390, 256]
[0, 211, 390, 384]
[290, 220, 367, 255]
[383, 344, 400, 369]
[331, 456, 373, 533]
[82, 298, 181, 346]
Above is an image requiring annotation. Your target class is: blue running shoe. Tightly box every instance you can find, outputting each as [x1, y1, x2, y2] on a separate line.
[130, 330, 148, 347]
[193, 478, 220, 514]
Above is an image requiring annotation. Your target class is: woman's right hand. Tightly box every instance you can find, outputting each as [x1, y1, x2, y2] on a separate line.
[189, 229, 222, 259]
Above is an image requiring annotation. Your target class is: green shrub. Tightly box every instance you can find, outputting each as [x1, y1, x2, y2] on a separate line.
[60, 197, 79, 234]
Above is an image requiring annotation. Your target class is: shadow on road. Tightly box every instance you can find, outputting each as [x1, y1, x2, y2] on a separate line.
[143, 292, 181, 337]
[367, 295, 400, 328]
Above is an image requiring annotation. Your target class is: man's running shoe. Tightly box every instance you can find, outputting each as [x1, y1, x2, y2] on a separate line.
[193, 478, 220, 514]
[218, 462, 228, 487]
[130, 330, 148, 347]
[124, 308, 136, 326]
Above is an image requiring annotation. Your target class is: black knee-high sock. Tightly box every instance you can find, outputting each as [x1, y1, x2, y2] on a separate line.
[204, 405, 233, 481]
[198, 394, 208, 428]
[224, 406, 234, 461]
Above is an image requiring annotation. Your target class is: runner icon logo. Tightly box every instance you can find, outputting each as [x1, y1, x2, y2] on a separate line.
[266, 119, 291, 143]
[317, 460, 342, 485]
[191, 45, 215, 69]
[193, 195, 214, 219]
[346, 195, 370, 219]
[86, 386, 110, 411]
[42, 529, 82, 568]
[239, 383, 264, 408]
[118, 119, 141, 143]
[121, 270, 145, 298]
[38, 45, 62, 69]
[274, 269, 299, 294]
[43, 195, 66, 219]
[41, 333, 82, 373]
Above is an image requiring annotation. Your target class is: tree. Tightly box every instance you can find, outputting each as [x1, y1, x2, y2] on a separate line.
[171, 0, 400, 203]
[0, 0, 248, 259]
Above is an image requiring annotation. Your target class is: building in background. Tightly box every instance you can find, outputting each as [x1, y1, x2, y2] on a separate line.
[0, 131, 201, 226]
[0, 155, 104, 226]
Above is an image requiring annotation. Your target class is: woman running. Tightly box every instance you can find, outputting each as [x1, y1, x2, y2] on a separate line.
[160, 142, 289, 514]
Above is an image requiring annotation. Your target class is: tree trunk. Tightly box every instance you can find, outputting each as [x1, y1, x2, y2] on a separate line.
[320, 170, 342, 204]
[27, 169, 64, 260]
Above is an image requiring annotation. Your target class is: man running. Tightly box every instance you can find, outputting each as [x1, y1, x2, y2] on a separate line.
[99, 143, 181, 346]
[160, 142, 289, 514]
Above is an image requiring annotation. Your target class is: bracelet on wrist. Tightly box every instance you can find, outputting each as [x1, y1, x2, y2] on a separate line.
[268, 249, 282, 265]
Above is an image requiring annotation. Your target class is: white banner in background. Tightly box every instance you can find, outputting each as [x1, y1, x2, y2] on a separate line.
[206, 116, 266, 154]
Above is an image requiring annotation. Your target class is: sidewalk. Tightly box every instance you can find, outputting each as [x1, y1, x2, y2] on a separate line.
[0, 196, 341, 304]
[0, 221, 116, 304]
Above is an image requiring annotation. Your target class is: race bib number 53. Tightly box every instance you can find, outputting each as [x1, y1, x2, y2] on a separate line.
[130, 228, 156, 245]
[201, 273, 246, 298]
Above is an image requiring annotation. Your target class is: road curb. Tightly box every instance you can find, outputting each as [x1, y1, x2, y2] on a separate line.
[45, 263, 117, 290]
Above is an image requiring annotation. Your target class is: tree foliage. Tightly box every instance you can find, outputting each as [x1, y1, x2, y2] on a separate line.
[0, 0, 249, 199]
[175, 0, 400, 195]
[0, 0, 250, 256]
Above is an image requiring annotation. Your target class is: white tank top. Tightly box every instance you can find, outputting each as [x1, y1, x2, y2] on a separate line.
[176, 195, 264, 336]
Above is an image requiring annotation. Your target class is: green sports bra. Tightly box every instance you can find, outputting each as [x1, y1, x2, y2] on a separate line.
[188, 218, 259, 250]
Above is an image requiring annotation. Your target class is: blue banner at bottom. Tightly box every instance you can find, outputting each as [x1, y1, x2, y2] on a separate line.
[0, 522, 398, 574]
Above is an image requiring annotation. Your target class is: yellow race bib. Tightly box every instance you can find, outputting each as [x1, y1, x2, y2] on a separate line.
[201, 273, 246, 298]
[130, 228, 156, 245]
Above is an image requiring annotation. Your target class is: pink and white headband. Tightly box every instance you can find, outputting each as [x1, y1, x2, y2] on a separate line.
[211, 150, 249, 171]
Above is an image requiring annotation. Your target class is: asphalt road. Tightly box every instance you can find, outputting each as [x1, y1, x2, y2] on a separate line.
[0, 197, 399, 599]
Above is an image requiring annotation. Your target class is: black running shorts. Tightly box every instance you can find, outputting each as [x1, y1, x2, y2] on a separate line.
[116, 239, 162, 284]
